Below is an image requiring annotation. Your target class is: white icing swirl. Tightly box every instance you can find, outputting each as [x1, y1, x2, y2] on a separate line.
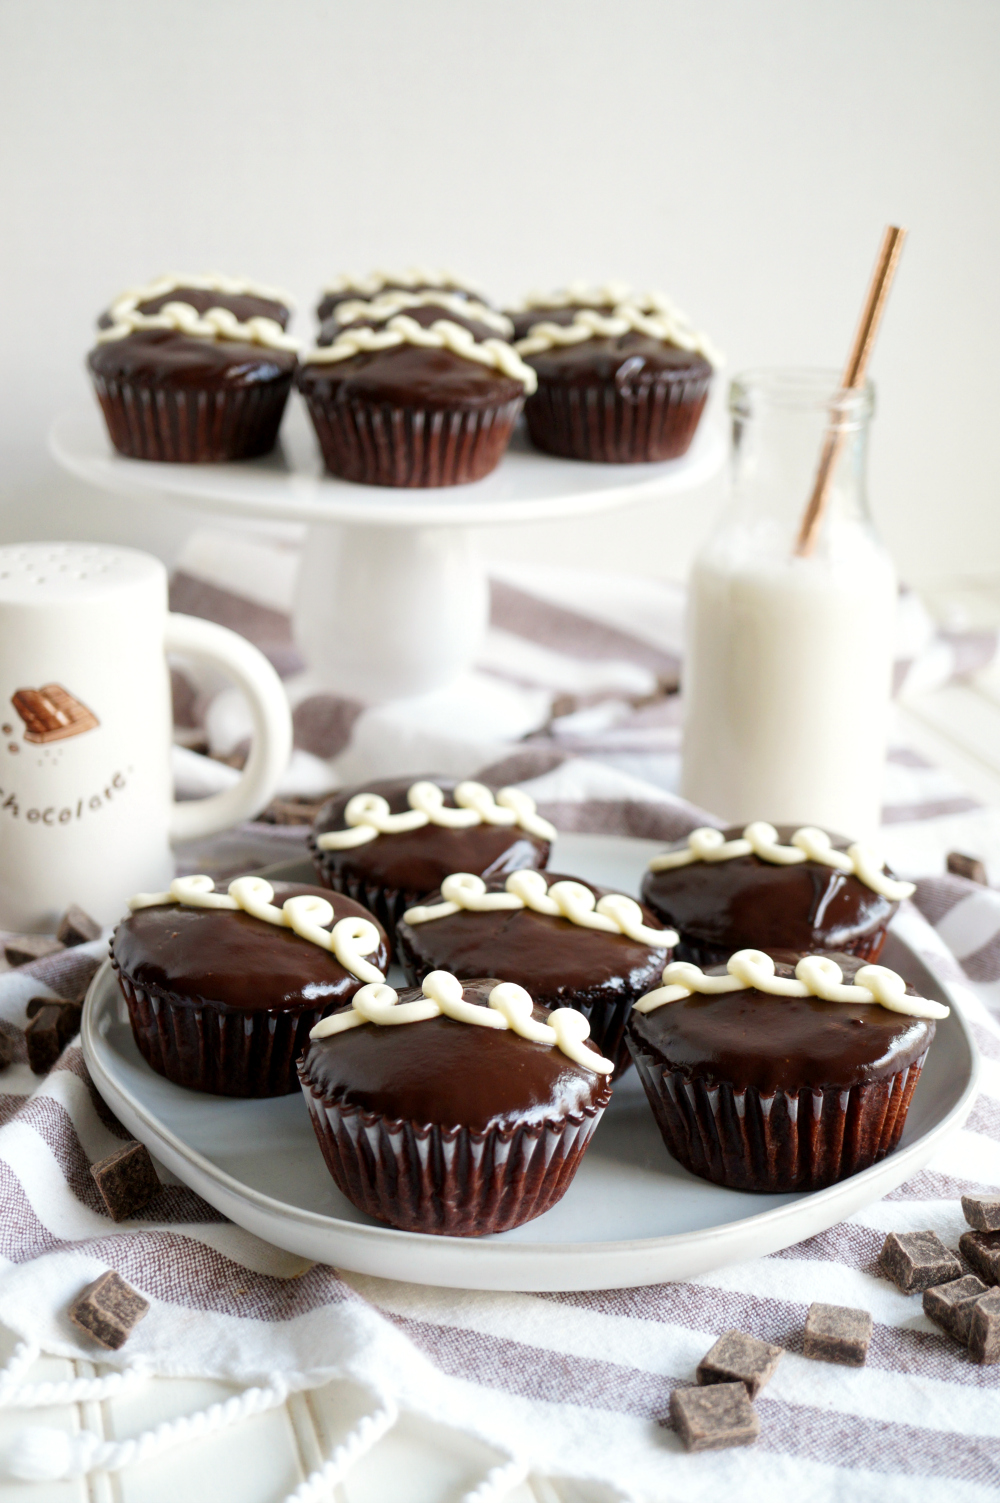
[633, 948, 948, 1020]
[515, 305, 722, 368]
[404, 870, 676, 947]
[301, 315, 537, 392]
[331, 290, 514, 338]
[97, 302, 300, 352]
[309, 969, 615, 1074]
[316, 781, 557, 851]
[322, 268, 484, 300]
[647, 821, 916, 902]
[516, 280, 636, 311]
[108, 273, 295, 321]
[127, 874, 383, 984]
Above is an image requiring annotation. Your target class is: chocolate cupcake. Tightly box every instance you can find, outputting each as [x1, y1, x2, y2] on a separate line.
[316, 268, 490, 325]
[297, 301, 534, 487]
[317, 290, 514, 348]
[310, 777, 555, 943]
[299, 970, 613, 1234]
[395, 869, 676, 1073]
[89, 274, 299, 463]
[111, 874, 389, 1098]
[516, 300, 720, 463]
[642, 822, 915, 967]
[505, 280, 635, 341]
[626, 947, 946, 1192]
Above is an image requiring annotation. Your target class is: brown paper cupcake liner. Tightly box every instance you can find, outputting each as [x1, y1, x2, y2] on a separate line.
[627, 1039, 927, 1193]
[300, 393, 522, 486]
[524, 372, 710, 462]
[674, 928, 890, 969]
[299, 1073, 608, 1235]
[91, 373, 293, 463]
[113, 964, 325, 1097]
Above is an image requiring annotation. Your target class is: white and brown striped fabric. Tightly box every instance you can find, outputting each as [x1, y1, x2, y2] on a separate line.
[1, 532, 1000, 1498]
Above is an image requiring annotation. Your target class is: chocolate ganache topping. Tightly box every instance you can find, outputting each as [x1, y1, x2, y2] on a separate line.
[89, 327, 297, 391]
[523, 332, 712, 389]
[396, 872, 671, 1007]
[311, 777, 551, 903]
[299, 977, 609, 1132]
[641, 825, 899, 965]
[98, 285, 291, 331]
[112, 882, 389, 1012]
[627, 951, 935, 1094]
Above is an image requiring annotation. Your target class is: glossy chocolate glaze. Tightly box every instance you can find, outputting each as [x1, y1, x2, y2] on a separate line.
[310, 777, 550, 908]
[98, 287, 291, 330]
[112, 882, 390, 1012]
[525, 332, 712, 388]
[316, 282, 482, 324]
[507, 303, 613, 342]
[317, 302, 501, 349]
[89, 328, 297, 389]
[297, 342, 522, 410]
[396, 873, 670, 1007]
[641, 825, 897, 963]
[299, 977, 609, 1131]
[627, 950, 935, 1094]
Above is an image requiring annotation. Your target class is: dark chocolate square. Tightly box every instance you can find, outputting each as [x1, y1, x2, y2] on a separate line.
[91, 1141, 160, 1221]
[969, 1288, 1000, 1364]
[922, 1276, 988, 1344]
[946, 852, 988, 885]
[68, 1270, 149, 1350]
[962, 1195, 1000, 1233]
[4, 934, 64, 967]
[671, 1382, 759, 1452]
[56, 904, 102, 948]
[959, 1230, 1000, 1285]
[696, 1329, 782, 1398]
[803, 1303, 872, 1366]
[878, 1230, 962, 1292]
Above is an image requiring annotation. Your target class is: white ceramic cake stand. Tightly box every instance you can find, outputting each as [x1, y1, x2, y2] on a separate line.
[49, 402, 724, 701]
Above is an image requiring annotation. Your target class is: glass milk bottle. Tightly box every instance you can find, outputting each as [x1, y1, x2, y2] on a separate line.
[681, 370, 896, 838]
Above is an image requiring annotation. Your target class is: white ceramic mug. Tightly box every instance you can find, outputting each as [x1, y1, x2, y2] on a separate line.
[0, 542, 293, 930]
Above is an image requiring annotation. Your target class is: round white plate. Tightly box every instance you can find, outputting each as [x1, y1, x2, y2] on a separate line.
[49, 403, 725, 528]
[82, 834, 980, 1291]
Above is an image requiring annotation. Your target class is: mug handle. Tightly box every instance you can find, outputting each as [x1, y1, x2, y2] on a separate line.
[164, 613, 293, 843]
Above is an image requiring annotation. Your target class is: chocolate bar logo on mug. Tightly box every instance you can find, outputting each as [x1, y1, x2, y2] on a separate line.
[0, 544, 293, 931]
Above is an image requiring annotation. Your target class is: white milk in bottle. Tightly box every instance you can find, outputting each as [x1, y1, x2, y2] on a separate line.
[681, 371, 896, 837]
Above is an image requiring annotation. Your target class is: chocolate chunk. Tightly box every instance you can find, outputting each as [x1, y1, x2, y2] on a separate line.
[4, 934, 64, 967]
[26, 1003, 79, 1073]
[878, 1230, 962, 1292]
[91, 1140, 160, 1221]
[923, 1275, 989, 1344]
[802, 1302, 873, 1366]
[696, 1329, 782, 1398]
[962, 1194, 1000, 1232]
[56, 904, 101, 947]
[68, 1270, 149, 1350]
[969, 1288, 1000, 1364]
[26, 996, 82, 1026]
[0, 1032, 13, 1071]
[671, 1382, 759, 1452]
[959, 1230, 1000, 1285]
[947, 852, 988, 885]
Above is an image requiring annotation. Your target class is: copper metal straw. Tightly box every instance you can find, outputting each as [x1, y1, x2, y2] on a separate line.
[794, 224, 908, 557]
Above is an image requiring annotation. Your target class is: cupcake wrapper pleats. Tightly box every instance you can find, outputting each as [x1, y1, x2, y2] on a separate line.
[628, 1040, 927, 1193]
[92, 375, 293, 463]
[524, 373, 710, 463]
[114, 966, 322, 1097]
[300, 1084, 607, 1235]
[300, 395, 523, 487]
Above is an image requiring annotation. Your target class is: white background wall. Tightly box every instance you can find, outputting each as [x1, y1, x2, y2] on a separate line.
[1, 0, 997, 587]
